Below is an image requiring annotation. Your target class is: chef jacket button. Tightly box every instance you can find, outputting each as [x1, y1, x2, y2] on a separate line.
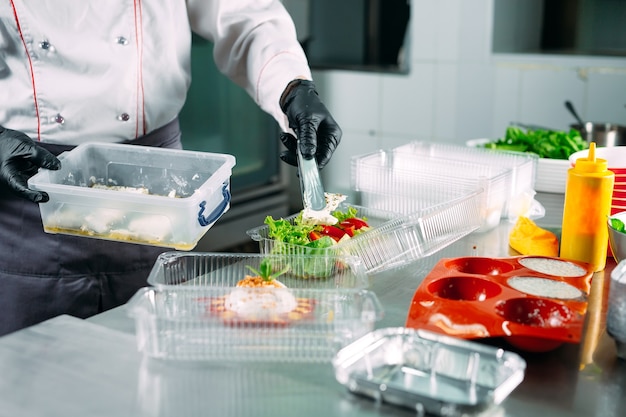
[39, 39, 54, 51]
[53, 114, 65, 124]
[117, 113, 130, 122]
[116, 36, 129, 46]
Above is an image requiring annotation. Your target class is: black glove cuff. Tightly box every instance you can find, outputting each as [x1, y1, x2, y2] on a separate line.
[279, 79, 317, 112]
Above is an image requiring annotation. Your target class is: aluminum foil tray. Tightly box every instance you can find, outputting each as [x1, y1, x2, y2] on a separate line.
[127, 286, 383, 362]
[333, 327, 526, 416]
[247, 201, 482, 275]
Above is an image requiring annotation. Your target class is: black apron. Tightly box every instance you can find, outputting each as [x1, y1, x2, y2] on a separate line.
[0, 118, 183, 336]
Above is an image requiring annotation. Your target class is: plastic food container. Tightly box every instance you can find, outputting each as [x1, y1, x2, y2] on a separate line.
[147, 251, 369, 289]
[28, 143, 235, 250]
[406, 256, 594, 352]
[351, 149, 509, 232]
[246, 200, 483, 275]
[126, 286, 383, 362]
[397, 141, 538, 219]
[333, 327, 526, 416]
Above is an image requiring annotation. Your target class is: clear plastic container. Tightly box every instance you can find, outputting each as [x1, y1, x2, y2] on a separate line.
[246, 200, 483, 275]
[28, 143, 235, 250]
[395, 141, 538, 219]
[333, 327, 526, 415]
[351, 149, 510, 232]
[147, 251, 369, 289]
[126, 286, 383, 362]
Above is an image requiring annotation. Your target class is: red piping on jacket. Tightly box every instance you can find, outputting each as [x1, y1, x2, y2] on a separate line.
[9, 0, 42, 141]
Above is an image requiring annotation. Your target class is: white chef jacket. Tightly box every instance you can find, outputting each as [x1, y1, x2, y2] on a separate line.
[0, 0, 311, 144]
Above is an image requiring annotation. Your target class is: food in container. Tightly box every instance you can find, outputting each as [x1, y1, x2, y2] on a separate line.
[609, 213, 626, 263]
[247, 199, 483, 275]
[333, 327, 526, 416]
[406, 255, 593, 352]
[224, 258, 297, 318]
[469, 125, 588, 194]
[478, 125, 587, 160]
[126, 286, 383, 362]
[28, 143, 235, 250]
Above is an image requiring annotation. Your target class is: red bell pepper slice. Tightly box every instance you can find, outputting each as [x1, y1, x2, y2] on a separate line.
[320, 225, 347, 242]
[309, 231, 322, 241]
[340, 217, 369, 230]
[340, 224, 355, 237]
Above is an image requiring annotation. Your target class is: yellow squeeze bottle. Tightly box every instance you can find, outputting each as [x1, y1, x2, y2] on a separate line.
[560, 142, 614, 272]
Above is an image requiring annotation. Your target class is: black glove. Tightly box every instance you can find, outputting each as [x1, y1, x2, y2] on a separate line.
[279, 79, 342, 170]
[0, 126, 61, 202]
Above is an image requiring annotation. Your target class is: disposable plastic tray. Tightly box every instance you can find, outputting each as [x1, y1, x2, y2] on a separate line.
[351, 149, 510, 232]
[246, 201, 483, 275]
[28, 143, 235, 250]
[467, 138, 566, 194]
[405, 256, 594, 352]
[396, 141, 538, 219]
[147, 251, 369, 289]
[126, 286, 383, 362]
[333, 327, 526, 416]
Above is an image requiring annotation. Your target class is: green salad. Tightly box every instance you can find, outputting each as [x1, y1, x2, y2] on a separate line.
[264, 206, 371, 279]
[610, 217, 626, 233]
[481, 126, 588, 159]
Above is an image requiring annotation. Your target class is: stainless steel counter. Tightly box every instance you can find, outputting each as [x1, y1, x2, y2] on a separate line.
[1, 222, 625, 417]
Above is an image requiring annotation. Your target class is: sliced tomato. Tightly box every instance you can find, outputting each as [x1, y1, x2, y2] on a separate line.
[340, 224, 355, 237]
[320, 225, 347, 242]
[340, 217, 369, 230]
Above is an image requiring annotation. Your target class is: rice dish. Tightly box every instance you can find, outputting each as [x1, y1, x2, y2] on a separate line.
[518, 257, 586, 277]
[508, 276, 583, 300]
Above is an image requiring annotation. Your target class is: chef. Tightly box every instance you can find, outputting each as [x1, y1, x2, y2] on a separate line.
[0, 1, 341, 336]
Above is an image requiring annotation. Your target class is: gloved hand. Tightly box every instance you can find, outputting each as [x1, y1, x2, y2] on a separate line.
[0, 126, 61, 202]
[279, 79, 342, 170]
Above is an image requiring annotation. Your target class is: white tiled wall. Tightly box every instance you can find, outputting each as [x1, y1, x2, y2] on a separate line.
[308, 0, 626, 204]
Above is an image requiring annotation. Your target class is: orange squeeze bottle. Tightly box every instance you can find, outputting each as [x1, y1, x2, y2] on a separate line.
[560, 142, 614, 272]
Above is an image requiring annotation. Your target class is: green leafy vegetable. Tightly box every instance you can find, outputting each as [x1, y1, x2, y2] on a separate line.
[246, 258, 290, 282]
[263, 206, 370, 279]
[332, 206, 360, 223]
[610, 217, 626, 233]
[265, 215, 316, 246]
[482, 126, 588, 159]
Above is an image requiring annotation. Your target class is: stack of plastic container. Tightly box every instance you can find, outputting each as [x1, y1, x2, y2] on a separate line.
[351, 141, 539, 232]
[395, 141, 538, 218]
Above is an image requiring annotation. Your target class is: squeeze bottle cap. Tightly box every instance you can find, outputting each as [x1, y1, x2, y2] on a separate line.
[573, 142, 608, 173]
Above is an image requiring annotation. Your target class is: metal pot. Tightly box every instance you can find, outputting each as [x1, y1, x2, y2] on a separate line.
[571, 122, 626, 147]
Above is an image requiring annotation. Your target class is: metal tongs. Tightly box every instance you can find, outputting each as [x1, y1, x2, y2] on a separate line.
[297, 141, 326, 212]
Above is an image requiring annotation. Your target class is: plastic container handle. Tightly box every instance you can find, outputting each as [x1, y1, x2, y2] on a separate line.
[197, 182, 231, 227]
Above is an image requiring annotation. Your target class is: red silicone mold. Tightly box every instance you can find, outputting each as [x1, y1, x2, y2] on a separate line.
[405, 256, 594, 352]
